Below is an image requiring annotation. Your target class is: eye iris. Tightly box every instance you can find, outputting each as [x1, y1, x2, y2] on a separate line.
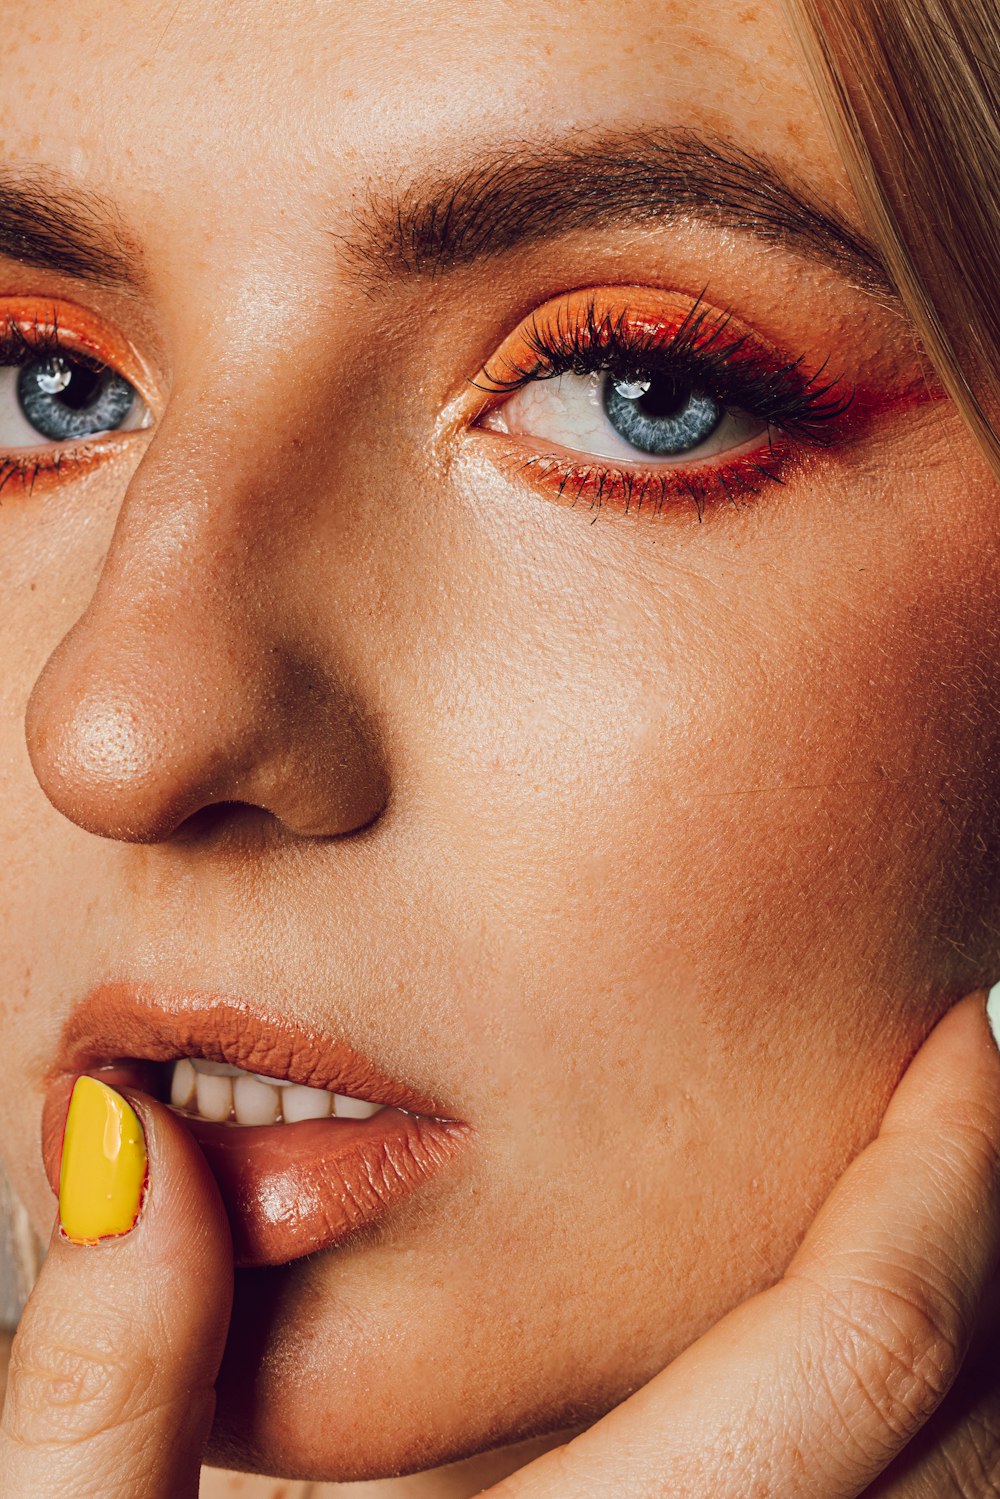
[17, 355, 135, 441]
[603, 373, 722, 456]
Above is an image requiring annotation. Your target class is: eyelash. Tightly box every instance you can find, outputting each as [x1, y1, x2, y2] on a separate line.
[472, 294, 857, 521]
[0, 314, 134, 498]
[0, 297, 858, 521]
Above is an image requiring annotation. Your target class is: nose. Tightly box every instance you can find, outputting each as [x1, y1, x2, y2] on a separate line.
[25, 423, 390, 844]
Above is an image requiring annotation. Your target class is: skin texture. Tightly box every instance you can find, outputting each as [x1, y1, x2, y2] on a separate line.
[1, 0, 999, 1492]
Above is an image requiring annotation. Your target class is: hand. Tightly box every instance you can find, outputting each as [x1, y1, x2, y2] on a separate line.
[0, 1087, 232, 1498]
[484, 991, 1000, 1498]
[2, 994, 1000, 1499]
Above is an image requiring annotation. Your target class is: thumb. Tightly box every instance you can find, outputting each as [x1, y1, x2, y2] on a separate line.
[0, 1077, 233, 1499]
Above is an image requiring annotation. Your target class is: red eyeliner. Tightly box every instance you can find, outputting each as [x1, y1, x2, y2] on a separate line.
[471, 285, 943, 521]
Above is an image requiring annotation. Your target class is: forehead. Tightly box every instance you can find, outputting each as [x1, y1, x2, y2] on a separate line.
[1, 0, 851, 245]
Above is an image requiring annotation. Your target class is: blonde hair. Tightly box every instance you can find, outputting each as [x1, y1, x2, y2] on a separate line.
[784, 0, 1000, 477]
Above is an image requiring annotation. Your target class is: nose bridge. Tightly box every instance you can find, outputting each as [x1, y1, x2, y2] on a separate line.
[24, 398, 390, 844]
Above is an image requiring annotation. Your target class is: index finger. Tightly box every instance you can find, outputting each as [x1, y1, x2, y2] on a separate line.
[487, 990, 1000, 1499]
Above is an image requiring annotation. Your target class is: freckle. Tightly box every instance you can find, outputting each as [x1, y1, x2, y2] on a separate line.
[738, 6, 758, 18]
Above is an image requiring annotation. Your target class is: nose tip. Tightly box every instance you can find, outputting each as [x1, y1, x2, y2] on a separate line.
[25, 619, 391, 845]
[27, 686, 168, 841]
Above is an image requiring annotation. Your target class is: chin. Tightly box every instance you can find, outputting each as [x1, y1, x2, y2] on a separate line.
[201, 1259, 617, 1485]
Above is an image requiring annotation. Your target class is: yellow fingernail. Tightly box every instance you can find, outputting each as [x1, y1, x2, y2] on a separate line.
[59, 1076, 148, 1245]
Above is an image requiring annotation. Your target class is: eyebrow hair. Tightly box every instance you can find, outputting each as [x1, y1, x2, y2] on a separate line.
[0, 130, 891, 306]
[342, 128, 894, 298]
[0, 169, 135, 287]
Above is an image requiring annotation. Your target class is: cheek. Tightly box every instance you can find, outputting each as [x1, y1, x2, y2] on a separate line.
[434, 434, 1000, 1357]
[0, 470, 123, 1222]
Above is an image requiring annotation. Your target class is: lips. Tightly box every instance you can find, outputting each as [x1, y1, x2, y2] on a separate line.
[42, 982, 470, 1267]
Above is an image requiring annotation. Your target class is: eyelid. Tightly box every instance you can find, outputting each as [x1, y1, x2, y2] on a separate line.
[453, 284, 866, 523]
[469, 286, 750, 402]
[0, 295, 156, 410]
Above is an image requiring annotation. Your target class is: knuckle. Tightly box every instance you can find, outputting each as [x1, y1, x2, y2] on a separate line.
[3, 1305, 159, 1450]
[820, 1272, 965, 1443]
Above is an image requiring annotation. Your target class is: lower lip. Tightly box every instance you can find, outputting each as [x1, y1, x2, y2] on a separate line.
[42, 1068, 468, 1267]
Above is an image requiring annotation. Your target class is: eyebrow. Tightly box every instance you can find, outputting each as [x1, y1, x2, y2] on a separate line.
[341, 128, 893, 297]
[0, 129, 892, 301]
[0, 170, 136, 287]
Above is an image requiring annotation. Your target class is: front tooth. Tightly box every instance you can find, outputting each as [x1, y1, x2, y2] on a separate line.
[233, 1075, 281, 1126]
[334, 1094, 383, 1120]
[196, 1071, 234, 1122]
[170, 1058, 196, 1109]
[282, 1084, 333, 1122]
[191, 1060, 243, 1077]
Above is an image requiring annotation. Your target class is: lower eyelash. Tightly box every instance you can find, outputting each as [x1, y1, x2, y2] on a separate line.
[493, 437, 792, 523]
[0, 453, 54, 499]
[0, 443, 117, 502]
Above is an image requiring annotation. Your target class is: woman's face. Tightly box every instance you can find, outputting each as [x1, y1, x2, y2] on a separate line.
[2, 0, 998, 1483]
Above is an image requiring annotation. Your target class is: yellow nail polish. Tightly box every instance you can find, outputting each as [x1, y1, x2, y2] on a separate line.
[59, 1075, 148, 1245]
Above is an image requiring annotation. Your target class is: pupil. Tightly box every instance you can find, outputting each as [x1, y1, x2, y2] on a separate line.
[631, 377, 690, 421]
[36, 359, 104, 412]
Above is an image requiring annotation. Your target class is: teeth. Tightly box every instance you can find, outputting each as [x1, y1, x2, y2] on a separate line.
[282, 1084, 334, 1122]
[334, 1094, 382, 1120]
[233, 1074, 280, 1125]
[251, 1072, 293, 1088]
[170, 1057, 196, 1108]
[196, 1069, 234, 1122]
[168, 1057, 386, 1126]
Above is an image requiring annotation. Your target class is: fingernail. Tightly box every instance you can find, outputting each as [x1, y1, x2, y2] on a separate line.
[987, 983, 1000, 1054]
[59, 1076, 148, 1245]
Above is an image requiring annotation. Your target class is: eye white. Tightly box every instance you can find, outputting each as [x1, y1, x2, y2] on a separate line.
[482, 370, 765, 465]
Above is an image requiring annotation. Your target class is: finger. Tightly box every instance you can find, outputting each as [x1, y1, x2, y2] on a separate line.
[862, 1272, 1000, 1496]
[0, 1078, 233, 1499]
[486, 992, 1000, 1499]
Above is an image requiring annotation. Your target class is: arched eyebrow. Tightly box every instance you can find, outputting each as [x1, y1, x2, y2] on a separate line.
[0, 129, 893, 299]
[0, 171, 136, 288]
[340, 129, 895, 298]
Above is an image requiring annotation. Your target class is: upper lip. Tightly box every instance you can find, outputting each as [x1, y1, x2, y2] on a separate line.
[50, 980, 454, 1118]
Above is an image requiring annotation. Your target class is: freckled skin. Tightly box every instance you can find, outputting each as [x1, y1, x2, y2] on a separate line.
[1, 0, 999, 1494]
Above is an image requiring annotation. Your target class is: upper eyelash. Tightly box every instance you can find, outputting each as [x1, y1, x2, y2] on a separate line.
[472, 292, 856, 448]
[0, 312, 109, 374]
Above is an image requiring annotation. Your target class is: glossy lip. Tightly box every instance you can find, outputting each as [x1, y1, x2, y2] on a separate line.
[42, 983, 470, 1268]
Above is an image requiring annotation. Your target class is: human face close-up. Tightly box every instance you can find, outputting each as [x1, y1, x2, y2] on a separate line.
[2, 0, 999, 1485]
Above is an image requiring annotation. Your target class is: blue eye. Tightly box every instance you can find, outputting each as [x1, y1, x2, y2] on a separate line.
[484, 365, 762, 471]
[603, 375, 723, 456]
[16, 355, 139, 442]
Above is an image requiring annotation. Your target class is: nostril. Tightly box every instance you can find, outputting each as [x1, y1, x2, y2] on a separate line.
[171, 800, 285, 843]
